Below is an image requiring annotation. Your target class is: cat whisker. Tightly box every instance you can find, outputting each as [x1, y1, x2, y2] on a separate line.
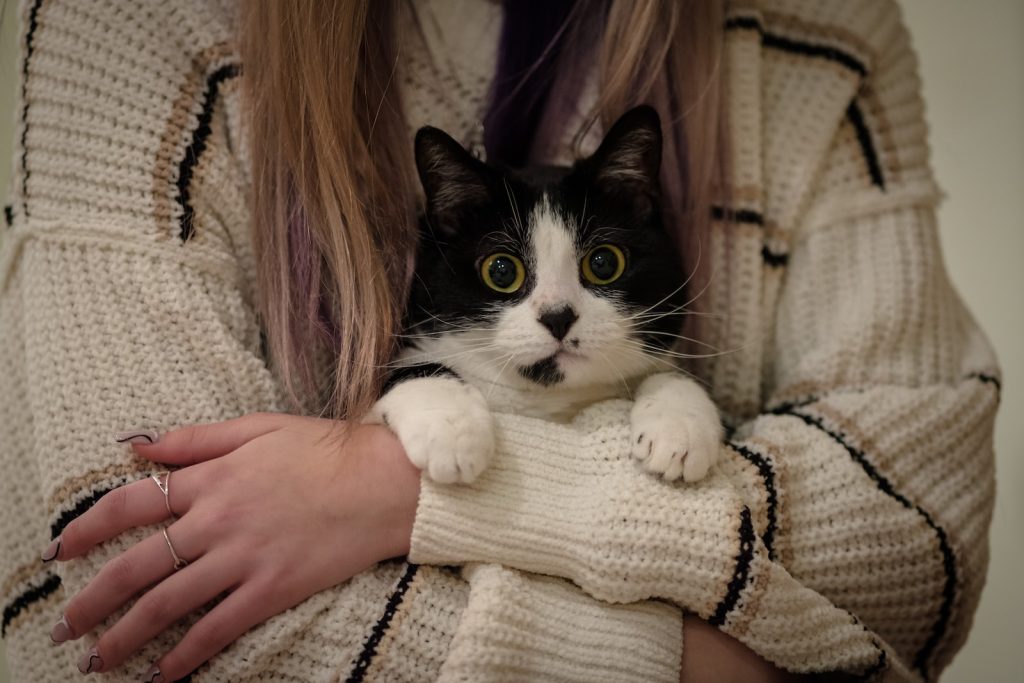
[622, 282, 691, 322]
[486, 351, 519, 401]
[619, 345, 714, 390]
[627, 309, 725, 323]
[620, 237, 706, 323]
[407, 309, 493, 333]
[397, 327, 500, 341]
[502, 179, 525, 240]
[612, 343, 685, 374]
[631, 330, 723, 353]
[594, 347, 634, 400]
[624, 338, 744, 361]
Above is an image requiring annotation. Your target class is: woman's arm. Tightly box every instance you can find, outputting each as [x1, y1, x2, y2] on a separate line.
[410, 199, 995, 683]
[406, 4, 998, 680]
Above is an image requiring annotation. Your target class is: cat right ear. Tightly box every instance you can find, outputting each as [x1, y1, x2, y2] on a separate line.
[415, 127, 493, 236]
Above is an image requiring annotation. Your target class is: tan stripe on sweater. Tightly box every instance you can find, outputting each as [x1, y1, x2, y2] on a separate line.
[152, 42, 235, 240]
[47, 461, 153, 513]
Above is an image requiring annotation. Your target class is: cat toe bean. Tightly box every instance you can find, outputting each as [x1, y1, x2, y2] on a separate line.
[630, 414, 693, 481]
[630, 372, 724, 483]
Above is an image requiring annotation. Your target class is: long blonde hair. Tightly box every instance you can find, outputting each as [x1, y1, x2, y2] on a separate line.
[240, 1, 728, 420]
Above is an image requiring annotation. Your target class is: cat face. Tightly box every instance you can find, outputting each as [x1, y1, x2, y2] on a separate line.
[407, 106, 688, 391]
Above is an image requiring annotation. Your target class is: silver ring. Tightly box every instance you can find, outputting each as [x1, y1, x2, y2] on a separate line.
[162, 527, 189, 571]
[151, 471, 176, 518]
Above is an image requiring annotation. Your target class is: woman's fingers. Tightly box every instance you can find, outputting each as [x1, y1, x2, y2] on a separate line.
[58, 519, 204, 643]
[55, 474, 193, 561]
[75, 550, 238, 675]
[124, 412, 297, 465]
[146, 578, 277, 683]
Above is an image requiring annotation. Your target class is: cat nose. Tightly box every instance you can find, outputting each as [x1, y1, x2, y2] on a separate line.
[538, 306, 578, 341]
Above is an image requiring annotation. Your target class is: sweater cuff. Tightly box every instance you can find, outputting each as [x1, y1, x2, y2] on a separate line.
[409, 409, 606, 579]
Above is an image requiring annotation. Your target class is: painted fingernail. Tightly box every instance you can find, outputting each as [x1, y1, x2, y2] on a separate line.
[115, 428, 160, 445]
[141, 664, 165, 682]
[41, 536, 61, 562]
[78, 646, 102, 674]
[49, 614, 72, 644]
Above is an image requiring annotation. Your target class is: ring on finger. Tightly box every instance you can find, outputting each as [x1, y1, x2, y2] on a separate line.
[162, 527, 189, 571]
[151, 471, 177, 519]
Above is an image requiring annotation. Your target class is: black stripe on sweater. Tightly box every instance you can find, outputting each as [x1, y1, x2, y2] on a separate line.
[767, 394, 824, 415]
[50, 483, 123, 540]
[728, 443, 779, 559]
[4, 479, 135, 636]
[846, 101, 887, 190]
[711, 205, 764, 225]
[346, 563, 420, 683]
[968, 372, 1002, 393]
[2, 572, 61, 637]
[177, 64, 241, 242]
[781, 408, 955, 679]
[18, 0, 45, 219]
[860, 641, 888, 681]
[769, 371, 1001, 415]
[708, 506, 756, 627]
[761, 246, 789, 268]
[725, 16, 868, 77]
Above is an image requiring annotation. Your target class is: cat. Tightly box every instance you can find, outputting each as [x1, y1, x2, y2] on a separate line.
[365, 105, 722, 485]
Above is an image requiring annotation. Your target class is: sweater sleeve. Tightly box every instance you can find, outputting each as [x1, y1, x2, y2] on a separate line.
[409, 7, 999, 682]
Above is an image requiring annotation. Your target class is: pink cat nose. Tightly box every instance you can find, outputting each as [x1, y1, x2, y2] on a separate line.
[538, 306, 578, 341]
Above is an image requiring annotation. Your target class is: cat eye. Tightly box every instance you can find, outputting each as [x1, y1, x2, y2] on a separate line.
[480, 252, 526, 293]
[581, 244, 626, 285]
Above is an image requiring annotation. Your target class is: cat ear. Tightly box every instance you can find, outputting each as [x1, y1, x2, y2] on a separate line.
[586, 105, 663, 218]
[415, 126, 493, 235]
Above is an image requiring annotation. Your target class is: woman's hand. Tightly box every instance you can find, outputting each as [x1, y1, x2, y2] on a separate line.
[44, 413, 421, 680]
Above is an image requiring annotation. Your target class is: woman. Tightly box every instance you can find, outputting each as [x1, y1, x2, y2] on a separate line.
[0, 0, 998, 681]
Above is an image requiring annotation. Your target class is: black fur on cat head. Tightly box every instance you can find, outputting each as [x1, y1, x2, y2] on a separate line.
[407, 106, 689, 387]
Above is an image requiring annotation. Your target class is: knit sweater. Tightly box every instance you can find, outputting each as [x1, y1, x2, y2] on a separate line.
[0, 0, 999, 682]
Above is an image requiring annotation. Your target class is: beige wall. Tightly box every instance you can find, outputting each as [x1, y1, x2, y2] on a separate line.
[1, 0, 21, 680]
[897, 1, 1024, 681]
[0, 1, 1020, 681]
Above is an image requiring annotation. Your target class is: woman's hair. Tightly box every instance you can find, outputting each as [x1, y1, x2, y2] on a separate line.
[239, 0, 728, 420]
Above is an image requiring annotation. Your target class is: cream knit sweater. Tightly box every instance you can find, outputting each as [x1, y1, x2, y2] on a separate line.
[0, 0, 999, 682]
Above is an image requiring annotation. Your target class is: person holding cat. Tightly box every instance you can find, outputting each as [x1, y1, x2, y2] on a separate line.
[0, 1, 998, 682]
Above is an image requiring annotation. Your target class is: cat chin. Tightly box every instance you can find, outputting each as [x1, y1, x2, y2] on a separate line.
[512, 352, 654, 393]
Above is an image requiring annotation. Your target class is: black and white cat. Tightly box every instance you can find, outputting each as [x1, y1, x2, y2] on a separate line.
[366, 106, 722, 484]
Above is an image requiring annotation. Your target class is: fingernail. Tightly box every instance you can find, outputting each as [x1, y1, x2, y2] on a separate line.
[78, 646, 102, 674]
[41, 536, 61, 562]
[114, 428, 160, 445]
[141, 664, 164, 683]
[49, 614, 72, 644]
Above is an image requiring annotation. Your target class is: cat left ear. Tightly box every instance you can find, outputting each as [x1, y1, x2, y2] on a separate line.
[415, 126, 494, 235]
[586, 105, 663, 218]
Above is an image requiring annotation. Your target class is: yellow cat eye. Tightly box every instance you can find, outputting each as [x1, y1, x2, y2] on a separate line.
[581, 244, 626, 285]
[480, 252, 526, 293]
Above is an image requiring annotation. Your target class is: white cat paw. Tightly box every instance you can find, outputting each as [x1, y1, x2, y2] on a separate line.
[629, 373, 722, 482]
[366, 376, 494, 484]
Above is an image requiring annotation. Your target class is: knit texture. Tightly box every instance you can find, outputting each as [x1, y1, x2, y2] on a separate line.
[0, 0, 998, 681]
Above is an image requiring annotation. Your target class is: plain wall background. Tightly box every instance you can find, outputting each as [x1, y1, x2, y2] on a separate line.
[0, 0, 1020, 680]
